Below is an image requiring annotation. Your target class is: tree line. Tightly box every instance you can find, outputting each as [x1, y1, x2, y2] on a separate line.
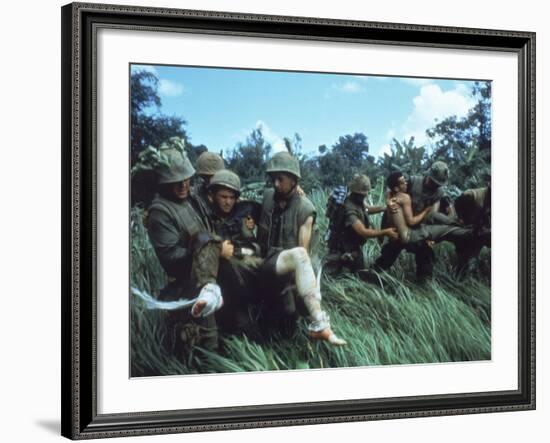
[131, 69, 491, 206]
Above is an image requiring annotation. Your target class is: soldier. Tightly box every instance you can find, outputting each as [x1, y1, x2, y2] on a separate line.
[373, 162, 473, 281]
[207, 170, 263, 335]
[192, 151, 225, 218]
[325, 174, 398, 274]
[453, 185, 491, 272]
[257, 152, 346, 346]
[146, 147, 233, 355]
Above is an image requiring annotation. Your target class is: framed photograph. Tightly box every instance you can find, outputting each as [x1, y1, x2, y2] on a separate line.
[61, 2, 535, 439]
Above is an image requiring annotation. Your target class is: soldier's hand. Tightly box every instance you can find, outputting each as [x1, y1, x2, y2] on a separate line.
[385, 227, 399, 241]
[296, 185, 306, 197]
[387, 198, 399, 213]
[220, 240, 234, 259]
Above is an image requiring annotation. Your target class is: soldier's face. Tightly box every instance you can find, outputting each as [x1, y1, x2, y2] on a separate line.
[213, 189, 237, 214]
[171, 179, 190, 201]
[396, 176, 407, 193]
[271, 173, 296, 197]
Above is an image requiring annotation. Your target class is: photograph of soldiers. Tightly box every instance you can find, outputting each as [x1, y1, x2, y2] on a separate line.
[129, 64, 492, 376]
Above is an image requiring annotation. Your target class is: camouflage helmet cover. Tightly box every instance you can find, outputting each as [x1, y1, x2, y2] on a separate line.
[209, 169, 241, 194]
[157, 147, 195, 184]
[349, 174, 372, 195]
[428, 161, 449, 186]
[196, 151, 225, 176]
[265, 151, 301, 179]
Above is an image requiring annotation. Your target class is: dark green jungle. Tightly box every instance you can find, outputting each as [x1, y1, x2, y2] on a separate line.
[130, 69, 491, 376]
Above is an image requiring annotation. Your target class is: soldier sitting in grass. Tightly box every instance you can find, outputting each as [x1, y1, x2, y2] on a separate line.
[257, 152, 346, 346]
[206, 169, 264, 336]
[325, 174, 398, 274]
[144, 145, 233, 357]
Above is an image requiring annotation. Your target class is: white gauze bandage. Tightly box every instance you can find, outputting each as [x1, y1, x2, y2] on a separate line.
[275, 247, 317, 297]
[191, 283, 224, 318]
[131, 284, 223, 318]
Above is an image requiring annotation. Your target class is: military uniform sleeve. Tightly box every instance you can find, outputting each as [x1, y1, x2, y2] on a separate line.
[297, 197, 317, 227]
[147, 209, 191, 275]
[344, 200, 363, 228]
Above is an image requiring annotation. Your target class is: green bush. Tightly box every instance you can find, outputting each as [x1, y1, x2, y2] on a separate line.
[130, 187, 491, 377]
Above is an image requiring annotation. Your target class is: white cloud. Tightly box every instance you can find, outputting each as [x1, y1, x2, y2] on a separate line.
[400, 83, 475, 146]
[158, 79, 184, 97]
[375, 143, 393, 157]
[256, 120, 287, 153]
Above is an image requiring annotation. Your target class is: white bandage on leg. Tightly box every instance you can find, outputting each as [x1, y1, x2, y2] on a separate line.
[275, 247, 317, 297]
[308, 310, 330, 332]
[191, 283, 223, 318]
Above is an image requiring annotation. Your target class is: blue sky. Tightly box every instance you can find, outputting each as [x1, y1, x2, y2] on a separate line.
[131, 64, 484, 159]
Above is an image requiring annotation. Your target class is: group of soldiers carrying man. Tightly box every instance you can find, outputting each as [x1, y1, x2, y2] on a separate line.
[144, 145, 490, 359]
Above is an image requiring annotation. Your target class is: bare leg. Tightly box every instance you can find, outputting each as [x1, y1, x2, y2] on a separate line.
[275, 247, 346, 346]
[386, 207, 410, 243]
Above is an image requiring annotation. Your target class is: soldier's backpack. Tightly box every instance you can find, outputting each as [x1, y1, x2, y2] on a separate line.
[325, 185, 348, 251]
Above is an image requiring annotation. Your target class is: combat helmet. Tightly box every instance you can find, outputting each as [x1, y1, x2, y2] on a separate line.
[196, 151, 225, 176]
[349, 174, 371, 195]
[428, 161, 449, 186]
[266, 151, 301, 179]
[157, 146, 195, 184]
[209, 170, 241, 196]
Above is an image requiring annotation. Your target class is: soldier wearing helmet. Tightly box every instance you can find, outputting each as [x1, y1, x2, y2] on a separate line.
[205, 170, 264, 335]
[208, 170, 262, 251]
[373, 162, 474, 281]
[192, 151, 226, 219]
[146, 143, 233, 356]
[257, 151, 346, 346]
[326, 174, 397, 274]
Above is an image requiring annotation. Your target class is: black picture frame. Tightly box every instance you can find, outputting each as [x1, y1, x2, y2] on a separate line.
[61, 2, 536, 439]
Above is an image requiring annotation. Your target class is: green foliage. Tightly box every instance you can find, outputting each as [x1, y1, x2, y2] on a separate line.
[130, 69, 210, 206]
[426, 81, 491, 188]
[226, 127, 272, 185]
[130, 70, 188, 164]
[128, 77, 492, 376]
[317, 133, 375, 188]
[377, 137, 428, 179]
[130, 188, 491, 377]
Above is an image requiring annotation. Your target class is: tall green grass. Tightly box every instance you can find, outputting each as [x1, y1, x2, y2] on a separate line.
[130, 185, 491, 377]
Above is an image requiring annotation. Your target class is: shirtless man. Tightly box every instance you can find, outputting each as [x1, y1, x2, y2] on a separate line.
[384, 171, 433, 244]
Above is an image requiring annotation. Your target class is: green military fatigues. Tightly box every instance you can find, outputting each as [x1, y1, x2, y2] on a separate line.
[257, 188, 316, 256]
[256, 188, 316, 329]
[453, 186, 491, 273]
[191, 182, 213, 220]
[209, 200, 264, 334]
[147, 193, 222, 353]
[326, 195, 370, 273]
[374, 175, 473, 280]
